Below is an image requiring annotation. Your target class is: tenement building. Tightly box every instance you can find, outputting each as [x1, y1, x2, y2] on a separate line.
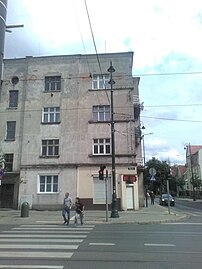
[0, 52, 144, 210]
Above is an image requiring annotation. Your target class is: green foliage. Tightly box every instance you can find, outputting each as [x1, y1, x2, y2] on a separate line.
[190, 174, 202, 189]
[176, 176, 186, 190]
[143, 157, 173, 194]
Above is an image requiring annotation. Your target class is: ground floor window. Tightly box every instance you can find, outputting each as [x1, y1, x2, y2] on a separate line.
[93, 176, 112, 204]
[38, 175, 58, 193]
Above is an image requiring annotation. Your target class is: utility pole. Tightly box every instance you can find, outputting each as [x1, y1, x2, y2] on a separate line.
[108, 62, 119, 218]
[0, 0, 7, 81]
[189, 143, 196, 201]
[0, 0, 23, 81]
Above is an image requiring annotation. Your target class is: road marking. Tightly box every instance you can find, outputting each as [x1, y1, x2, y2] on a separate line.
[0, 264, 64, 269]
[21, 224, 95, 228]
[0, 234, 87, 238]
[12, 227, 93, 231]
[3, 230, 90, 234]
[89, 243, 115, 246]
[0, 244, 78, 249]
[162, 223, 202, 225]
[0, 251, 73, 259]
[0, 238, 83, 243]
[144, 243, 175, 247]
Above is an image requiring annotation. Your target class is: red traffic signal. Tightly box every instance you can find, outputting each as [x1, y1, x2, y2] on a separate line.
[99, 169, 104, 180]
[98, 165, 106, 180]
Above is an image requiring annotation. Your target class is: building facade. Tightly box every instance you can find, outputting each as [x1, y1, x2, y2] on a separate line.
[184, 145, 202, 198]
[0, 52, 144, 210]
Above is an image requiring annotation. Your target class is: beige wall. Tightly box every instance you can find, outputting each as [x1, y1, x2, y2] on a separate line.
[0, 52, 143, 210]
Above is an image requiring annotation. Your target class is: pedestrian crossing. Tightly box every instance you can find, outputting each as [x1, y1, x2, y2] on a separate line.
[0, 223, 95, 268]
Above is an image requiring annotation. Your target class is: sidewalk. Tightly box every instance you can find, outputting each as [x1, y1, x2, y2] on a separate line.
[0, 203, 188, 225]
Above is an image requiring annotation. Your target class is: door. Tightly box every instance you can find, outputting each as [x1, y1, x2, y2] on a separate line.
[0, 184, 14, 208]
[126, 185, 134, 209]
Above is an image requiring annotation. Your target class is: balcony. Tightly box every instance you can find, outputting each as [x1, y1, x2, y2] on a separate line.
[133, 95, 144, 120]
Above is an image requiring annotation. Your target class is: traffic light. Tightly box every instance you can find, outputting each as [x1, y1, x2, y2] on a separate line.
[99, 165, 106, 180]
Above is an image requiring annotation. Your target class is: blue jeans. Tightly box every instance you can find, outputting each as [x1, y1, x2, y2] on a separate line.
[62, 207, 71, 224]
[74, 211, 84, 225]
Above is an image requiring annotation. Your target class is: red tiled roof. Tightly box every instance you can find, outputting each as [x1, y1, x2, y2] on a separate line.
[177, 165, 186, 176]
[171, 165, 186, 177]
[190, 145, 202, 155]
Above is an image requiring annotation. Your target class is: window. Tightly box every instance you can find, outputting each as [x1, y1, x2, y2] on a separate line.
[42, 139, 59, 157]
[92, 74, 109, 89]
[39, 175, 58, 193]
[9, 90, 18, 108]
[42, 107, 60, 123]
[93, 105, 110, 121]
[45, 76, 61, 91]
[4, 154, 14, 172]
[93, 138, 111, 155]
[6, 121, 16, 140]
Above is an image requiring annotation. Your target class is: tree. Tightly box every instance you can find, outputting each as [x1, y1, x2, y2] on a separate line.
[176, 176, 186, 190]
[191, 174, 202, 189]
[144, 157, 172, 195]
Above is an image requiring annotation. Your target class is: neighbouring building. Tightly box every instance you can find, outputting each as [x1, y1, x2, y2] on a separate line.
[0, 52, 144, 210]
[183, 145, 202, 198]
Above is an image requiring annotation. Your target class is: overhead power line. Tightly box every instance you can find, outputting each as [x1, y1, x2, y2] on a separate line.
[142, 115, 202, 123]
[144, 103, 202, 108]
[134, 71, 202, 77]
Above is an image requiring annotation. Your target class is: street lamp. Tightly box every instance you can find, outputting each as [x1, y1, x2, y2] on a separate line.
[108, 62, 119, 218]
[140, 131, 153, 208]
[0, 0, 24, 80]
[141, 132, 154, 166]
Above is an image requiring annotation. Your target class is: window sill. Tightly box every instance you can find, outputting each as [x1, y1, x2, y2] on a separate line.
[41, 122, 61, 125]
[37, 192, 59, 195]
[4, 139, 15, 142]
[7, 107, 18, 110]
[88, 120, 111, 124]
[43, 90, 61, 93]
[39, 155, 60, 159]
[88, 154, 111, 157]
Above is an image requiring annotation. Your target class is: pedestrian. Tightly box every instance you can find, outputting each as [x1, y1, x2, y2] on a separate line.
[62, 192, 72, 225]
[150, 191, 155, 205]
[74, 197, 84, 225]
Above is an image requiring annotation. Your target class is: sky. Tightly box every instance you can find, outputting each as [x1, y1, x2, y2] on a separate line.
[4, 0, 202, 165]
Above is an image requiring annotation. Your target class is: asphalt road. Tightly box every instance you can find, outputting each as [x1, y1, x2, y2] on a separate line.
[0, 199, 201, 269]
[69, 199, 202, 269]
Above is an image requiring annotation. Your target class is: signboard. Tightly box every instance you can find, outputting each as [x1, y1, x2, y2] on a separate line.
[123, 175, 137, 183]
[149, 167, 156, 176]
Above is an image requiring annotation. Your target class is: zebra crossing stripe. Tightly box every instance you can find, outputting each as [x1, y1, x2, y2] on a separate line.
[0, 244, 78, 249]
[0, 264, 64, 269]
[0, 251, 73, 259]
[12, 227, 93, 231]
[0, 234, 87, 238]
[0, 238, 83, 243]
[21, 225, 95, 228]
[2, 230, 90, 234]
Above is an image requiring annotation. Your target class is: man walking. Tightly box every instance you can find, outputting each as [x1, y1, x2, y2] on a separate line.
[62, 192, 72, 225]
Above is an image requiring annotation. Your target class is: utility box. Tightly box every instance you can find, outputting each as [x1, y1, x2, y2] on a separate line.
[21, 202, 29, 217]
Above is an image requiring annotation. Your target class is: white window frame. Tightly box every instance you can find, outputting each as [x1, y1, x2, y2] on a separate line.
[45, 76, 61, 92]
[41, 139, 59, 157]
[93, 138, 111, 155]
[92, 74, 109, 89]
[92, 105, 110, 121]
[42, 107, 60, 123]
[38, 175, 59, 193]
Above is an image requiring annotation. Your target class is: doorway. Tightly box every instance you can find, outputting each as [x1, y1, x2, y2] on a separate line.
[0, 184, 14, 208]
[126, 185, 134, 210]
